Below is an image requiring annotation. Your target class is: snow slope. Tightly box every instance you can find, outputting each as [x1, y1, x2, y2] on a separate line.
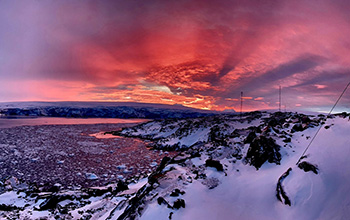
[120, 112, 350, 220]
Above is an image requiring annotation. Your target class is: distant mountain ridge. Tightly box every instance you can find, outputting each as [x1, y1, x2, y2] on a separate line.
[0, 101, 221, 119]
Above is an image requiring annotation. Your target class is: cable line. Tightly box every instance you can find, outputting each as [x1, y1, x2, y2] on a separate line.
[296, 81, 350, 165]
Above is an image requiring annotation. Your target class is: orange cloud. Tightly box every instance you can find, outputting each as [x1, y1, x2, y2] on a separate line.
[254, 97, 264, 101]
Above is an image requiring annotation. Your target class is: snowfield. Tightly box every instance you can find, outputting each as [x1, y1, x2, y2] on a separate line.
[1, 111, 350, 219]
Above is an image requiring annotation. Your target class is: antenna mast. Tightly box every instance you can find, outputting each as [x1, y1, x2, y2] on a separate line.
[279, 86, 281, 112]
[240, 91, 243, 118]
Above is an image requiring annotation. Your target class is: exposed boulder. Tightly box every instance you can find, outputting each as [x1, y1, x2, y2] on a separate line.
[170, 189, 185, 197]
[283, 137, 291, 143]
[301, 116, 311, 124]
[47, 183, 62, 193]
[264, 112, 288, 128]
[267, 118, 278, 127]
[39, 195, 61, 210]
[298, 161, 318, 174]
[291, 123, 304, 132]
[157, 197, 171, 208]
[324, 124, 333, 130]
[205, 159, 224, 172]
[173, 199, 185, 209]
[244, 136, 281, 169]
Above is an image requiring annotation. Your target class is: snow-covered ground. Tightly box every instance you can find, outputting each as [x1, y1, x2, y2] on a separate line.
[1, 111, 350, 219]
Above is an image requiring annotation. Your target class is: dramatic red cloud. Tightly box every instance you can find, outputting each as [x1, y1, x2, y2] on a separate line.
[1, 0, 350, 112]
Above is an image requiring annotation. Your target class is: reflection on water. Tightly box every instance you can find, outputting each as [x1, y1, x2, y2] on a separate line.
[89, 131, 123, 139]
[0, 117, 149, 128]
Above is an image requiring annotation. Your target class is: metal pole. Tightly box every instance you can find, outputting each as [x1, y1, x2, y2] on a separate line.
[240, 91, 243, 118]
[279, 86, 281, 112]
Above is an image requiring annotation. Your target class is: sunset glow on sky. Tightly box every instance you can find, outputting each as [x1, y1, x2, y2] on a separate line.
[1, 0, 350, 112]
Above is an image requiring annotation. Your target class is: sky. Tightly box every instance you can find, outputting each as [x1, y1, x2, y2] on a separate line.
[1, 0, 350, 112]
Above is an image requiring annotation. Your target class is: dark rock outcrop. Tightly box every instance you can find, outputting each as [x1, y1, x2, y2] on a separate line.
[170, 189, 185, 197]
[173, 199, 185, 209]
[39, 195, 62, 210]
[298, 161, 318, 174]
[324, 124, 333, 129]
[205, 159, 224, 172]
[263, 112, 288, 128]
[119, 156, 173, 220]
[276, 168, 292, 206]
[244, 136, 281, 169]
[85, 181, 128, 197]
[157, 197, 172, 208]
[244, 131, 257, 144]
[157, 197, 185, 210]
[0, 204, 23, 211]
[291, 123, 304, 133]
[283, 137, 291, 143]
[148, 156, 172, 185]
[301, 116, 311, 124]
[208, 125, 229, 146]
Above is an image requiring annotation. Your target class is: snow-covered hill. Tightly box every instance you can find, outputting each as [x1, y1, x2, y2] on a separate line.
[1, 111, 350, 219]
[0, 101, 217, 119]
